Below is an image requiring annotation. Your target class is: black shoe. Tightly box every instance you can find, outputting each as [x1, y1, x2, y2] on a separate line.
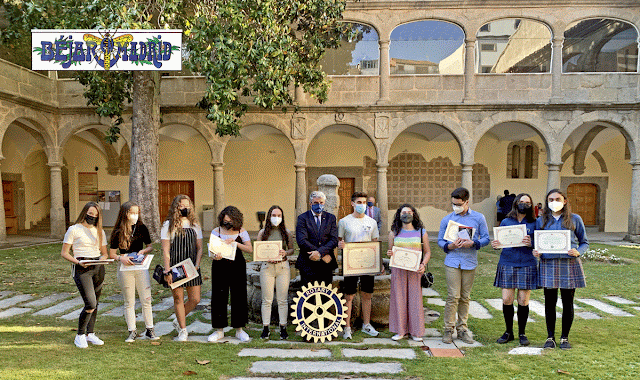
[519, 334, 530, 346]
[559, 338, 571, 350]
[279, 325, 288, 340]
[543, 337, 556, 349]
[260, 326, 270, 340]
[496, 332, 514, 344]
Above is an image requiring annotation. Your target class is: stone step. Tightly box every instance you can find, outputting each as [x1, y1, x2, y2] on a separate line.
[603, 296, 635, 305]
[249, 361, 403, 375]
[342, 348, 416, 359]
[422, 288, 440, 297]
[23, 293, 73, 308]
[528, 299, 561, 318]
[0, 294, 33, 310]
[60, 303, 112, 320]
[33, 297, 83, 316]
[0, 291, 15, 299]
[508, 347, 544, 355]
[576, 298, 634, 317]
[485, 299, 535, 321]
[469, 300, 493, 319]
[238, 348, 332, 358]
[0, 307, 32, 319]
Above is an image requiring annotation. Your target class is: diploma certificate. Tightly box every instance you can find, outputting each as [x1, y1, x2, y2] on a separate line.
[253, 240, 283, 262]
[119, 254, 154, 272]
[342, 241, 381, 276]
[390, 246, 422, 272]
[78, 259, 114, 266]
[534, 230, 572, 258]
[169, 258, 200, 289]
[493, 225, 527, 248]
[443, 220, 476, 242]
[208, 233, 237, 260]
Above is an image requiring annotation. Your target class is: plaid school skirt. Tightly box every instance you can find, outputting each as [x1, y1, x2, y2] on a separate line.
[493, 264, 539, 290]
[538, 257, 586, 289]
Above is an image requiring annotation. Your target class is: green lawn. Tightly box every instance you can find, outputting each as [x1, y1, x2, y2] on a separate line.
[0, 242, 639, 379]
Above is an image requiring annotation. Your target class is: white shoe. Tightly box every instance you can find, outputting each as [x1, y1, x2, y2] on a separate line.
[125, 330, 137, 343]
[343, 327, 352, 340]
[362, 323, 379, 337]
[236, 330, 251, 343]
[391, 334, 405, 341]
[207, 330, 224, 342]
[411, 335, 423, 341]
[175, 328, 188, 342]
[86, 333, 104, 345]
[74, 334, 88, 348]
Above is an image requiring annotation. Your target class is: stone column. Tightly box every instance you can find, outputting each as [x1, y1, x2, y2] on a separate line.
[377, 39, 391, 105]
[212, 162, 225, 219]
[545, 161, 562, 193]
[460, 163, 474, 203]
[376, 163, 389, 235]
[49, 162, 65, 239]
[550, 37, 564, 102]
[463, 38, 476, 103]
[0, 158, 7, 244]
[317, 174, 340, 218]
[625, 162, 640, 243]
[294, 163, 307, 218]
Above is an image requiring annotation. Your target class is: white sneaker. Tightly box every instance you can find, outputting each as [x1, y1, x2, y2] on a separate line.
[125, 330, 137, 343]
[391, 333, 405, 341]
[175, 328, 188, 342]
[411, 335, 423, 341]
[74, 334, 88, 348]
[236, 330, 251, 343]
[362, 323, 379, 337]
[207, 330, 224, 342]
[343, 327, 352, 340]
[86, 333, 104, 345]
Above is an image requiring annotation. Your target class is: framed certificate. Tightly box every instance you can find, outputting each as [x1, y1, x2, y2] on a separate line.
[342, 241, 382, 276]
[390, 246, 422, 272]
[119, 255, 154, 272]
[169, 258, 200, 289]
[493, 225, 527, 249]
[253, 240, 282, 262]
[208, 233, 237, 260]
[534, 230, 572, 259]
[443, 220, 476, 242]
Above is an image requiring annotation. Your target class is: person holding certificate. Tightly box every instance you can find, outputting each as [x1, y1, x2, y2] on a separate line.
[161, 195, 203, 342]
[108, 201, 157, 343]
[257, 205, 294, 340]
[490, 193, 537, 346]
[60, 202, 108, 348]
[208, 206, 253, 343]
[437, 187, 490, 345]
[338, 191, 380, 340]
[533, 189, 588, 350]
[387, 204, 430, 341]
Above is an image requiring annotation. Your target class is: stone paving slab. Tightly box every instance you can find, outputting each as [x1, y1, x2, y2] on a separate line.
[424, 328, 442, 337]
[0, 307, 32, 318]
[343, 348, 415, 359]
[250, 361, 403, 374]
[633, 307, 640, 312]
[239, 348, 331, 358]
[154, 321, 175, 336]
[186, 320, 213, 334]
[556, 300, 582, 309]
[576, 298, 634, 317]
[23, 293, 72, 308]
[576, 311, 601, 319]
[469, 300, 493, 319]
[603, 296, 635, 305]
[60, 308, 82, 320]
[0, 291, 14, 299]
[105, 294, 123, 302]
[528, 300, 561, 318]
[422, 288, 440, 297]
[33, 297, 83, 316]
[326, 337, 399, 346]
[508, 347, 544, 355]
[188, 335, 243, 344]
[0, 294, 33, 309]
[427, 298, 445, 307]
[418, 338, 458, 350]
[485, 299, 534, 321]
[152, 297, 174, 311]
[231, 378, 396, 380]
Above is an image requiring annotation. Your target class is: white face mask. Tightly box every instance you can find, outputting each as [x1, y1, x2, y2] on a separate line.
[129, 213, 139, 225]
[453, 204, 465, 214]
[270, 216, 282, 227]
[548, 201, 564, 213]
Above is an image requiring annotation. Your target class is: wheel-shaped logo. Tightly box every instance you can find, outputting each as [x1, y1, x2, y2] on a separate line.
[290, 281, 347, 343]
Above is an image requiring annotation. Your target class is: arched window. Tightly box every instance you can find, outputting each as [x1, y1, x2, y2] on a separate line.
[563, 18, 638, 72]
[390, 20, 465, 75]
[476, 19, 552, 73]
[319, 23, 379, 76]
[507, 141, 539, 179]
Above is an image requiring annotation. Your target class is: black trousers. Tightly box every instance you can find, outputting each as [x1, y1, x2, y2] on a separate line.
[74, 264, 105, 334]
[210, 254, 247, 328]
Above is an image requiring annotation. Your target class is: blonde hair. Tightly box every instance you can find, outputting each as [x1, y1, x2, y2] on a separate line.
[165, 194, 198, 239]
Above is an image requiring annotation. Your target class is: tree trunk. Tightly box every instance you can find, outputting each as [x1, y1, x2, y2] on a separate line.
[129, 71, 161, 241]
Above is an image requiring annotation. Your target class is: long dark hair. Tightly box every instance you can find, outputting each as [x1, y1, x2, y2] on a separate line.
[260, 205, 289, 250]
[390, 203, 425, 235]
[505, 193, 536, 223]
[218, 205, 243, 231]
[75, 201, 104, 247]
[540, 188, 575, 230]
[111, 201, 141, 250]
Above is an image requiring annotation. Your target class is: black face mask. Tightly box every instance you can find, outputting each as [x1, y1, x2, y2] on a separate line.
[222, 221, 233, 230]
[180, 208, 189, 217]
[85, 215, 97, 225]
[517, 203, 532, 214]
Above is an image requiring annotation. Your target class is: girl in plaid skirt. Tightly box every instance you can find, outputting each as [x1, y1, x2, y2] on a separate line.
[533, 189, 588, 350]
[491, 193, 538, 347]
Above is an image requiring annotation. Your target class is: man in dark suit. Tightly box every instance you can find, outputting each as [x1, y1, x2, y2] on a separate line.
[295, 191, 339, 287]
[366, 196, 382, 231]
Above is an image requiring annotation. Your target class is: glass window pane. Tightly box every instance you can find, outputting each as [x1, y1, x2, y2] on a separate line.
[476, 19, 551, 73]
[563, 18, 638, 73]
[390, 20, 465, 75]
[320, 23, 379, 76]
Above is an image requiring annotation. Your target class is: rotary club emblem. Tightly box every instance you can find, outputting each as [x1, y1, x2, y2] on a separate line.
[291, 281, 347, 343]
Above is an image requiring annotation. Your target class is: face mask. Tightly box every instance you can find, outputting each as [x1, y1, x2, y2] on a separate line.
[516, 203, 532, 214]
[453, 204, 465, 214]
[129, 213, 139, 225]
[311, 203, 324, 214]
[548, 201, 564, 213]
[367, 202, 374, 207]
[270, 216, 282, 227]
[354, 204, 366, 214]
[180, 208, 189, 217]
[222, 221, 233, 230]
[400, 214, 413, 224]
[85, 215, 97, 225]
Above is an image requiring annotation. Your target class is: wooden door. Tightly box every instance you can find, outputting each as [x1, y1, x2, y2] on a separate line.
[567, 183, 597, 226]
[158, 181, 195, 219]
[2, 181, 17, 234]
[337, 178, 355, 220]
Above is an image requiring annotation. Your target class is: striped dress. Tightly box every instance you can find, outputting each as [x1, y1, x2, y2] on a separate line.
[165, 221, 203, 288]
[389, 228, 425, 338]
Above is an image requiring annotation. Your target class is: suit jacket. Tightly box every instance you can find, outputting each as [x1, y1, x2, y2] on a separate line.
[367, 206, 382, 230]
[295, 210, 339, 273]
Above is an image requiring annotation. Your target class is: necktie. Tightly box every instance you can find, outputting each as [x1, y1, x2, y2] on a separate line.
[316, 215, 321, 232]
[368, 207, 373, 218]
